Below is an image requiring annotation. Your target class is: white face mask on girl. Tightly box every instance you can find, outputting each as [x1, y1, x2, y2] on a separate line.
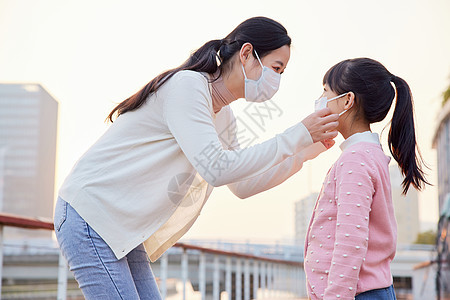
[314, 92, 352, 116]
[241, 50, 281, 102]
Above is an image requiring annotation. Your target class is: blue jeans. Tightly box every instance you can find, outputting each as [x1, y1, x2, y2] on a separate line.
[54, 196, 162, 299]
[356, 285, 397, 300]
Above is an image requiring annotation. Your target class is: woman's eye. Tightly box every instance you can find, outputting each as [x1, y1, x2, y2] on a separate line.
[273, 67, 281, 72]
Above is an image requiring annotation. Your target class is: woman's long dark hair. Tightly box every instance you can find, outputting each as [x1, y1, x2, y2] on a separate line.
[106, 16, 291, 123]
[323, 58, 429, 194]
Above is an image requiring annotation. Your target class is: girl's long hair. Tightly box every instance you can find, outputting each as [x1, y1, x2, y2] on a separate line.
[106, 16, 291, 123]
[323, 58, 430, 194]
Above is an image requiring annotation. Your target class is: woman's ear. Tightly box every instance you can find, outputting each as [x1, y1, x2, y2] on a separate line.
[239, 43, 253, 66]
[344, 92, 355, 110]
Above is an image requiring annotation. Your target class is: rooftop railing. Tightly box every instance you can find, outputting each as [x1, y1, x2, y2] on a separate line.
[0, 212, 306, 299]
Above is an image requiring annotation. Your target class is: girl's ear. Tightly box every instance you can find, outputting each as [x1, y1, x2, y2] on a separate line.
[344, 91, 355, 110]
[239, 43, 254, 66]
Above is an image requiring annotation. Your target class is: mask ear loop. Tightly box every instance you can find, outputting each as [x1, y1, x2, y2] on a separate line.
[326, 92, 349, 103]
[241, 47, 255, 80]
[254, 50, 264, 68]
[241, 64, 248, 80]
[336, 92, 354, 116]
[242, 50, 264, 81]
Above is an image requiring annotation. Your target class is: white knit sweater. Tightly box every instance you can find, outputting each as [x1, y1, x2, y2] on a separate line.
[59, 70, 322, 261]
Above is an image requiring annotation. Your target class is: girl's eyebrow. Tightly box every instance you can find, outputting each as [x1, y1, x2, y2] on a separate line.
[275, 60, 284, 67]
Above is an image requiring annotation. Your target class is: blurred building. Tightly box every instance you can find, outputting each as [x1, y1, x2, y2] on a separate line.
[294, 193, 318, 246]
[432, 97, 450, 299]
[0, 83, 58, 239]
[389, 164, 420, 244]
[433, 99, 450, 215]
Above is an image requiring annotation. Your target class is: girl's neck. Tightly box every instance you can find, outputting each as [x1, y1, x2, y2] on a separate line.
[339, 120, 371, 140]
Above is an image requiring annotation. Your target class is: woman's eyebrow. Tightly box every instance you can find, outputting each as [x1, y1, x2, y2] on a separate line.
[275, 60, 284, 67]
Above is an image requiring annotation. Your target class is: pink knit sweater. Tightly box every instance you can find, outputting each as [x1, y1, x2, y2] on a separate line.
[304, 132, 397, 299]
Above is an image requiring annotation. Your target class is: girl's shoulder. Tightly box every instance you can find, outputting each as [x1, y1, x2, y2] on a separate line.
[336, 142, 389, 172]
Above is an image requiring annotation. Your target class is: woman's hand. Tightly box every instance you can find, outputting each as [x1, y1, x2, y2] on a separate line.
[301, 108, 339, 143]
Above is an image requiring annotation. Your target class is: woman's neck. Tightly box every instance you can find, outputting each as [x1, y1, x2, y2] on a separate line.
[210, 71, 238, 114]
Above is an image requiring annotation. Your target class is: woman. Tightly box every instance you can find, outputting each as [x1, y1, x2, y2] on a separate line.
[54, 16, 339, 299]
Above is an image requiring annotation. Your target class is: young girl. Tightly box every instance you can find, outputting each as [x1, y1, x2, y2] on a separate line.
[304, 58, 429, 300]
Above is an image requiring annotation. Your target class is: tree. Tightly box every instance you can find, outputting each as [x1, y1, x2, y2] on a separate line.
[443, 83, 450, 105]
[414, 230, 437, 245]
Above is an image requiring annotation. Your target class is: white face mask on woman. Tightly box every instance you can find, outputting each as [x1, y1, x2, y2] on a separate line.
[314, 92, 352, 116]
[241, 50, 281, 102]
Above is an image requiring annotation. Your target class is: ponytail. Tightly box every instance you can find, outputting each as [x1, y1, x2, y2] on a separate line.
[106, 16, 291, 123]
[323, 57, 430, 195]
[388, 75, 429, 194]
[106, 39, 222, 123]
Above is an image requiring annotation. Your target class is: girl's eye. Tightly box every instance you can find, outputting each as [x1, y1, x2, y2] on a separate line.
[273, 67, 281, 72]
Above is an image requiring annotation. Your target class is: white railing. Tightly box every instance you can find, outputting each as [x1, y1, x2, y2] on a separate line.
[0, 213, 306, 299]
[0, 212, 57, 297]
[160, 242, 305, 299]
[181, 238, 303, 261]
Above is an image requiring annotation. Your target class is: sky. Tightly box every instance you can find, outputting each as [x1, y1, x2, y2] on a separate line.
[1, 0, 449, 243]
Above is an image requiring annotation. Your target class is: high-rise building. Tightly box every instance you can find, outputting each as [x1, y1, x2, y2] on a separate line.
[0, 83, 58, 239]
[389, 164, 420, 244]
[433, 99, 450, 215]
[294, 193, 318, 246]
[432, 94, 450, 299]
